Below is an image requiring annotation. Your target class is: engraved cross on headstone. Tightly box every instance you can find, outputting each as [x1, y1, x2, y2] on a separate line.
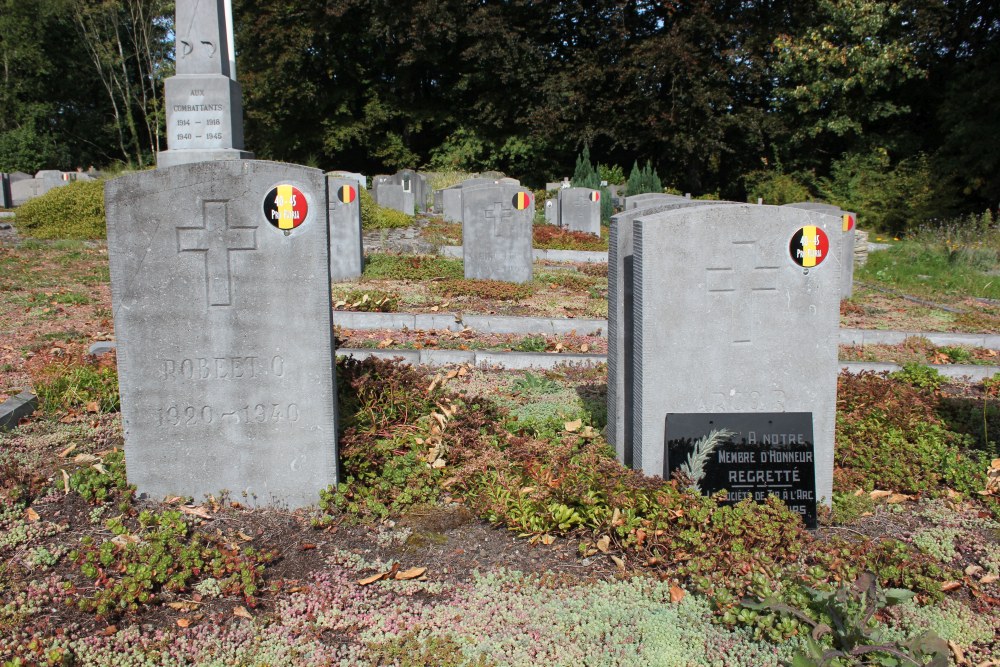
[177, 200, 257, 306]
[705, 240, 779, 344]
[484, 202, 514, 238]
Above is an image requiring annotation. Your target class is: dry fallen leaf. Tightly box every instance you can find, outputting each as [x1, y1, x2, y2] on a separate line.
[101, 625, 117, 637]
[941, 580, 962, 592]
[596, 535, 611, 553]
[58, 444, 77, 458]
[887, 493, 910, 504]
[965, 565, 984, 577]
[233, 606, 253, 620]
[948, 640, 966, 665]
[24, 507, 40, 522]
[358, 572, 389, 586]
[61, 469, 70, 494]
[564, 419, 582, 433]
[669, 585, 685, 604]
[167, 601, 200, 612]
[979, 573, 998, 584]
[180, 505, 212, 520]
[580, 344, 589, 352]
[85, 401, 100, 413]
[869, 490, 892, 499]
[540, 534, 555, 545]
[610, 555, 625, 570]
[300, 543, 317, 551]
[395, 567, 427, 581]
[176, 618, 191, 628]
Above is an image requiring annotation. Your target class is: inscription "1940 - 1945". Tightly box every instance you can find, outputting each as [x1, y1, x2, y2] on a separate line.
[157, 402, 300, 427]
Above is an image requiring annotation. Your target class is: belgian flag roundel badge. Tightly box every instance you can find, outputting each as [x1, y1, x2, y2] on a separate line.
[842, 214, 855, 232]
[512, 192, 532, 210]
[790, 226, 830, 268]
[589, 191, 601, 202]
[338, 184, 357, 204]
[263, 185, 308, 231]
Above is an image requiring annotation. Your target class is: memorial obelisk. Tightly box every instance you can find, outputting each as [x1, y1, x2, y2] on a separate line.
[157, 0, 253, 167]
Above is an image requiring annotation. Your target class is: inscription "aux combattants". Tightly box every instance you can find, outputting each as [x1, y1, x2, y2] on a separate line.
[158, 356, 284, 381]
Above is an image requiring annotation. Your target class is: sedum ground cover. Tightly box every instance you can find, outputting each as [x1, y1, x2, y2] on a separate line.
[1, 230, 999, 665]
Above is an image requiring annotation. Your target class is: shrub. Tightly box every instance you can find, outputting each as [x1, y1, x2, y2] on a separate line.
[15, 179, 106, 239]
[431, 278, 535, 301]
[533, 223, 607, 251]
[743, 169, 814, 205]
[890, 363, 946, 391]
[359, 186, 413, 230]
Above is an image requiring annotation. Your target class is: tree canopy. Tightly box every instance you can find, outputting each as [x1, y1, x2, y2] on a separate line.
[1, 0, 996, 225]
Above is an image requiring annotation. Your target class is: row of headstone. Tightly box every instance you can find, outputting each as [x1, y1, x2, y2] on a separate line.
[373, 170, 429, 215]
[783, 202, 857, 298]
[608, 200, 842, 527]
[4, 170, 98, 207]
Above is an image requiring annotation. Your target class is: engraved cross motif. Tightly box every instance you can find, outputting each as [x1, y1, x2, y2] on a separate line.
[484, 202, 514, 238]
[177, 200, 257, 307]
[705, 241, 779, 344]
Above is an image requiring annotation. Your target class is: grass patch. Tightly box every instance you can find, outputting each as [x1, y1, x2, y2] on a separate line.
[33, 360, 120, 414]
[362, 253, 464, 281]
[858, 218, 1000, 299]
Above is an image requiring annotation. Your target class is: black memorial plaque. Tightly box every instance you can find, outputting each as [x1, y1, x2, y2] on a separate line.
[664, 412, 817, 528]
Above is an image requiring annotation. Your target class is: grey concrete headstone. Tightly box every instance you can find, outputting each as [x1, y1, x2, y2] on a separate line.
[630, 204, 839, 507]
[328, 176, 364, 280]
[376, 184, 414, 216]
[624, 193, 686, 210]
[157, 0, 252, 168]
[606, 200, 728, 464]
[0, 391, 37, 431]
[783, 202, 856, 298]
[462, 184, 534, 283]
[544, 198, 559, 225]
[558, 187, 601, 236]
[105, 160, 338, 508]
[10, 178, 42, 206]
[327, 171, 366, 191]
[441, 187, 463, 222]
[1, 174, 11, 209]
[395, 169, 429, 213]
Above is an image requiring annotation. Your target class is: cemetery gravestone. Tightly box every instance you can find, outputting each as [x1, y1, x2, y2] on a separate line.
[783, 202, 856, 298]
[558, 187, 601, 236]
[441, 187, 463, 222]
[1, 174, 11, 209]
[544, 198, 559, 225]
[327, 175, 364, 280]
[397, 169, 429, 213]
[377, 184, 414, 216]
[105, 160, 338, 508]
[462, 183, 534, 283]
[607, 200, 725, 465]
[624, 193, 686, 210]
[630, 204, 839, 523]
[328, 171, 366, 192]
[157, 0, 252, 168]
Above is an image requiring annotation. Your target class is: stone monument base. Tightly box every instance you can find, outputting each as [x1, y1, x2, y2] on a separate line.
[157, 148, 254, 169]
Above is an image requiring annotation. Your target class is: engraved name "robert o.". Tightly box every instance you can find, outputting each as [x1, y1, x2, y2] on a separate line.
[159, 355, 285, 381]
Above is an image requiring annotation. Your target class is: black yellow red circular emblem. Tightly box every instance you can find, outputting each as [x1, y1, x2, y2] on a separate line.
[789, 226, 830, 268]
[589, 191, 600, 202]
[842, 214, 855, 232]
[512, 192, 532, 210]
[263, 185, 308, 231]
[338, 184, 357, 204]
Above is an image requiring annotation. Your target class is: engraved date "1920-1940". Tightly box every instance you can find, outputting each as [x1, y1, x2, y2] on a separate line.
[157, 403, 300, 427]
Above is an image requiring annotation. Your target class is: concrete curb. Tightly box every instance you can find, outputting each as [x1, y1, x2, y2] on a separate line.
[438, 245, 609, 264]
[332, 313, 995, 348]
[335, 348, 999, 379]
[0, 391, 37, 431]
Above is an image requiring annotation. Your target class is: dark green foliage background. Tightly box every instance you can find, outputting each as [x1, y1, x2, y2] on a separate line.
[1, 0, 997, 224]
